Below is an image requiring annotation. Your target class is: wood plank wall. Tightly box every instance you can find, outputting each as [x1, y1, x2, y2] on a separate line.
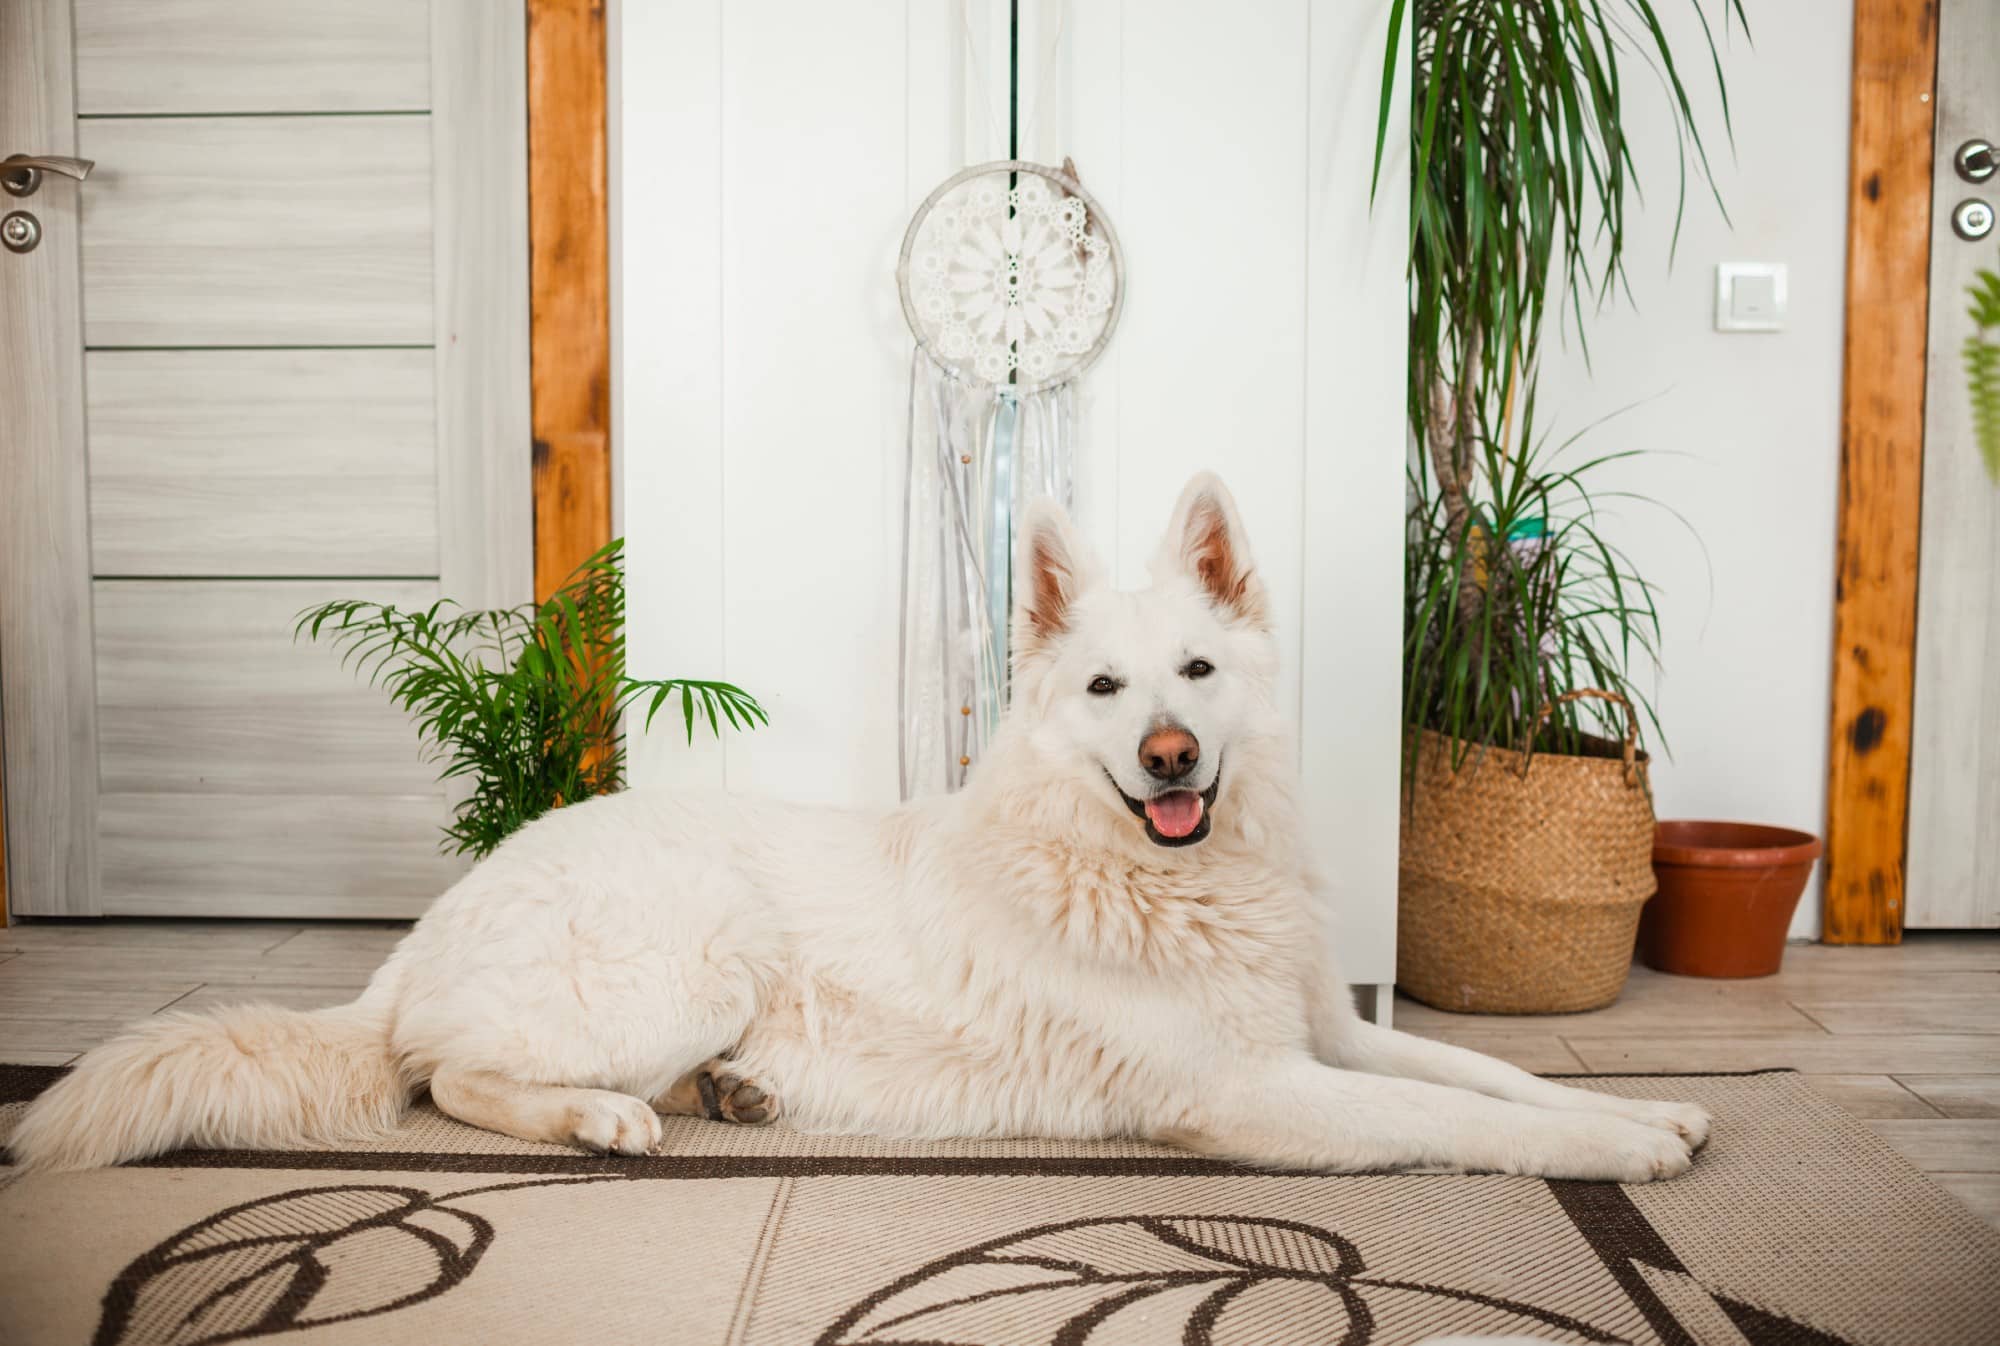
[1824, 0, 1940, 944]
[528, 0, 612, 600]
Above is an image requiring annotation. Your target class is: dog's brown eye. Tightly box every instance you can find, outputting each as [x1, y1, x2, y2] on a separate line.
[1184, 659, 1215, 679]
[1087, 675, 1120, 696]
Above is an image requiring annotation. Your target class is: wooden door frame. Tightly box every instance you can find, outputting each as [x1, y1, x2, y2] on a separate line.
[1824, 0, 1940, 944]
[527, 0, 613, 602]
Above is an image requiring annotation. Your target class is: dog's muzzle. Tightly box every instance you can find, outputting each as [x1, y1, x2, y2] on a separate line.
[1106, 765, 1221, 848]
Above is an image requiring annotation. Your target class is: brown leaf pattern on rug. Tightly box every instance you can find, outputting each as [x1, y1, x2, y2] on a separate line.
[816, 1214, 1625, 1345]
[1, 1067, 1975, 1346]
[92, 1178, 620, 1346]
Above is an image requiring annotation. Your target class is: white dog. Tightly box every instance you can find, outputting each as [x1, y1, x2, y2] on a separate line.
[12, 474, 1708, 1181]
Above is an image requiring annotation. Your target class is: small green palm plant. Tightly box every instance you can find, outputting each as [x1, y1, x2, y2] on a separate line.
[1966, 260, 2000, 484]
[1375, 0, 1742, 769]
[298, 539, 766, 858]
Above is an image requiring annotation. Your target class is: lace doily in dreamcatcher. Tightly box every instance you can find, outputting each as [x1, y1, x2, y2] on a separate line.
[897, 161, 1123, 394]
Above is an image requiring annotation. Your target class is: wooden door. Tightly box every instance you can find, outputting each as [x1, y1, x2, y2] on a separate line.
[0, 0, 530, 917]
[1908, 0, 2000, 928]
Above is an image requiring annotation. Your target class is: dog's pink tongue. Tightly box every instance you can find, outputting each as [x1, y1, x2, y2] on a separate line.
[1144, 790, 1204, 838]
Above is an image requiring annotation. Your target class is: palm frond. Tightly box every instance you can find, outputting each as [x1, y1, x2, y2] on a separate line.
[298, 537, 766, 859]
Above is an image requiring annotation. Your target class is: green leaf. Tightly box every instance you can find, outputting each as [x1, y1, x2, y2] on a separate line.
[1370, 0, 1411, 203]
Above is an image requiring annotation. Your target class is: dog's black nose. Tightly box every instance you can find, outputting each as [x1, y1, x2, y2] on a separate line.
[1139, 727, 1200, 781]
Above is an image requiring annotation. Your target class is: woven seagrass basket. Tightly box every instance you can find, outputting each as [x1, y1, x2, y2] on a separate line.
[1397, 689, 1656, 1014]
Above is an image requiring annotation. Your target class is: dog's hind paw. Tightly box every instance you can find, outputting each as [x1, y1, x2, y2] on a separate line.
[696, 1068, 775, 1125]
[652, 1060, 779, 1125]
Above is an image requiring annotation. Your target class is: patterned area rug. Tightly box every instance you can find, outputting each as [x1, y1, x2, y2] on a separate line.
[1, 1067, 1995, 1345]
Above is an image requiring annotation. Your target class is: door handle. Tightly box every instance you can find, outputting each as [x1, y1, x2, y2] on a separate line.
[2, 154, 95, 198]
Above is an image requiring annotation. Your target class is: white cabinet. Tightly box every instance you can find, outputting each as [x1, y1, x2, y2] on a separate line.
[612, 0, 1407, 991]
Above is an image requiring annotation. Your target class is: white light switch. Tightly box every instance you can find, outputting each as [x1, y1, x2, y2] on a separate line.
[1715, 262, 1788, 332]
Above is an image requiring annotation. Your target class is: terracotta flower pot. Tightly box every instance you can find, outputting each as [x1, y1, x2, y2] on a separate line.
[1638, 821, 1822, 978]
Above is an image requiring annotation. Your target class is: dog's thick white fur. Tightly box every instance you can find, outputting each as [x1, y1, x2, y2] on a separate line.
[12, 474, 1709, 1180]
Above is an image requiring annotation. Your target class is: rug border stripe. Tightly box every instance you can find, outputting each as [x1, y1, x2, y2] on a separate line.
[13, 1147, 1573, 1179]
[0, 1064, 1805, 1178]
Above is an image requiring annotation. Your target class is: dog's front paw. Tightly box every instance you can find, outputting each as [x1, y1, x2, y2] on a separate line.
[1610, 1097, 1712, 1150]
[697, 1069, 777, 1125]
[1542, 1115, 1694, 1183]
[1620, 1123, 1696, 1183]
[568, 1093, 664, 1155]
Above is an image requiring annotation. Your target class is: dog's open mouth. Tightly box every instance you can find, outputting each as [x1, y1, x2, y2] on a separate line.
[1107, 768, 1221, 848]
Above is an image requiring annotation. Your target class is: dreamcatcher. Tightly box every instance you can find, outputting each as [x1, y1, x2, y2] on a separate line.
[896, 159, 1124, 798]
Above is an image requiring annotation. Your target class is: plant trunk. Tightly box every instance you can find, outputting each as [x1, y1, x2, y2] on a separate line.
[1422, 332, 1487, 636]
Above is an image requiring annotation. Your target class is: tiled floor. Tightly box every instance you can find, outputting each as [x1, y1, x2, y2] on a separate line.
[2, 919, 1994, 1222]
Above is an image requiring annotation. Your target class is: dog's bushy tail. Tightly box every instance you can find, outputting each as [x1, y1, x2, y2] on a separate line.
[7, 984, 412, 1173]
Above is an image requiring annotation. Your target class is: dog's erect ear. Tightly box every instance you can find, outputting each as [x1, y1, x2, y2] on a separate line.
[1152, 472, 1268, 627]
[1012, 496, 1100, 651]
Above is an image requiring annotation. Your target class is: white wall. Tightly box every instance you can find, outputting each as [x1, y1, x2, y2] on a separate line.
[1533, 3, 1855, 938]
[1043, 2, 1410, 979]
[613, 0, 1409, 981]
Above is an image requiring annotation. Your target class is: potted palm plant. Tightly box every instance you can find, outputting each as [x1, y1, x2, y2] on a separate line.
[1376, 0, 1742, 1012]
[299, 540, 765, 859]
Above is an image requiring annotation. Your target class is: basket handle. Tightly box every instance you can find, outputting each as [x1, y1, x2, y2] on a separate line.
[1533, 688, 1643, 784]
